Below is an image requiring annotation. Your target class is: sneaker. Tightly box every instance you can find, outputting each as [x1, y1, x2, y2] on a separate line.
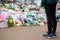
[51, 33, 57, 38]
[43, 33, 52, 39]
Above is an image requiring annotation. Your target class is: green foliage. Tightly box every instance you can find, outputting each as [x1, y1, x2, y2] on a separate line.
[7, 16, 15, 27]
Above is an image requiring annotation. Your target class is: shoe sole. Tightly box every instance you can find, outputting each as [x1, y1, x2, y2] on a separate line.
[46, 37, 53, 39]
[52, 36, 57, 38]
[43, 36, 52, 39]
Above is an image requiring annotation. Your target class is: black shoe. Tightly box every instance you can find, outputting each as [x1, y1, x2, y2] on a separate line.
[51, 33, 57, 38]
[43, 33, 52, 39]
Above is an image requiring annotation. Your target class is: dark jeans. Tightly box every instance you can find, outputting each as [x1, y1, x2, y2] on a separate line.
[44, 3, 57, 34]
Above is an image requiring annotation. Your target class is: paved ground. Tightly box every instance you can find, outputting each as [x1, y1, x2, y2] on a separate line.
[0, 22, 60, 40]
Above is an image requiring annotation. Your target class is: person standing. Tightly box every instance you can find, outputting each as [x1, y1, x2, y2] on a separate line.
[41, 0, 58, 38]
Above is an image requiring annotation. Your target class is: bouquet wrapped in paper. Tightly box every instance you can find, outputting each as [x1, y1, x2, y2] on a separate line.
[0, 14, 8, 28]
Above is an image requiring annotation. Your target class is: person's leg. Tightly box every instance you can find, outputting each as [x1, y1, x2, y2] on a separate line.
[51, 4, 57, 33]
[43, 3, 53, 38]
[45, 3, 53, 34]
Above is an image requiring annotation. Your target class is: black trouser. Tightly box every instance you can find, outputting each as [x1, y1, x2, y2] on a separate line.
[44, 3, 57, 34]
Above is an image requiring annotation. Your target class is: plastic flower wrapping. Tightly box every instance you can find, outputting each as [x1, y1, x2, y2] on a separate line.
[0, 2, 48, 28]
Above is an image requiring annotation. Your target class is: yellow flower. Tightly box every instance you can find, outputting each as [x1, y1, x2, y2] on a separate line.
[9, 20, 13, 23]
